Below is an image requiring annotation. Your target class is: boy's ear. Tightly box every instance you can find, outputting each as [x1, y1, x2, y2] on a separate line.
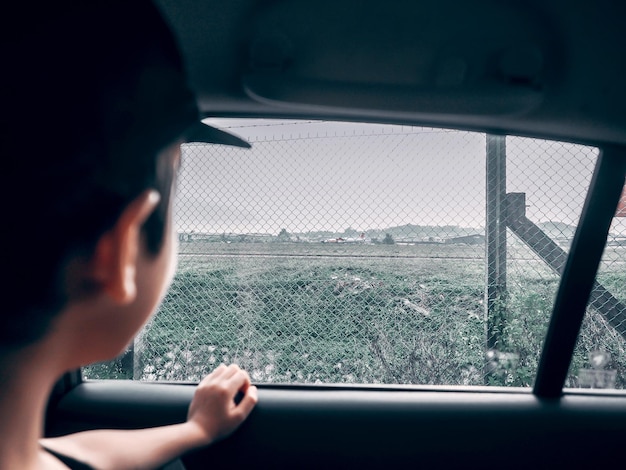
[90, 190, 161, 304]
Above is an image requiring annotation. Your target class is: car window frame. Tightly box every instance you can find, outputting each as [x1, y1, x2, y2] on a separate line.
[534, 145, 626, 398]
[68, 121, 626, 400]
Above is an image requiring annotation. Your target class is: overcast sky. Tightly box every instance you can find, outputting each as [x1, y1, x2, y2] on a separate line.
[173, 119, 620, 236]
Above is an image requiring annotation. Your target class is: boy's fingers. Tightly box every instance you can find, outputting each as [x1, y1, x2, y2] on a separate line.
[221, 364, 242, 380]
[225, 369, 251, 391]
[236, 385, 258, 417]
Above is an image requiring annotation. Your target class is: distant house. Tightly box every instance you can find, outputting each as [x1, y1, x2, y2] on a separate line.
[445, 234, 485, 245]
[322, 233, 366, 244]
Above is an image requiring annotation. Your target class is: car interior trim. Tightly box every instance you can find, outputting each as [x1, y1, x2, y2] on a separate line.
[49, 381, 626, 468]
[533, 145, 626, 398]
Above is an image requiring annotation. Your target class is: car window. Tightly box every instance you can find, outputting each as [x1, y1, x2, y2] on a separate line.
[83, 119, 610, 388]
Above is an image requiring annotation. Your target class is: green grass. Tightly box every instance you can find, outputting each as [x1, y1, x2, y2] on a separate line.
[84, 242, 626, 389]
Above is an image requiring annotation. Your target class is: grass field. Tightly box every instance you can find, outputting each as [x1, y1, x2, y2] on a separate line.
[84, 241, 626, 389]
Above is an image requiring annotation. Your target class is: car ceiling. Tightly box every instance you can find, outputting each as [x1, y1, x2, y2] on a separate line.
[155, 0, 626, 147]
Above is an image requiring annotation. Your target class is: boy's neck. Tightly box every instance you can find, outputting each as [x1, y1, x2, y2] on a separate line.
[0, 343, 64, 469]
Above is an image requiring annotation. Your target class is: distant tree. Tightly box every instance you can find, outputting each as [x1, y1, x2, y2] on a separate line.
[277, 228, 290, 241]
[382, 233, 395, 245]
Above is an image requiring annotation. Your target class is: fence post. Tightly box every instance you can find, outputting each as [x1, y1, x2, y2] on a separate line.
[485, 135, 507, 364]
[132, 331, 145, 380]
[119, 332, 144, 379]
[119, 343, 134, 379]
[506, 191, 626, 343]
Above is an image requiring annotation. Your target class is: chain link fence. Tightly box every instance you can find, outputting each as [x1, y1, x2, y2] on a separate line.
[84, 120, 626, 388]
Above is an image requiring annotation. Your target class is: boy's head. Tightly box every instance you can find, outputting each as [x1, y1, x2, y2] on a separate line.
[0, 1, 247, 350]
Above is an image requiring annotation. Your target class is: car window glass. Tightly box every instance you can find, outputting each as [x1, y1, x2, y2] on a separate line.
[83, 120, 599, 387]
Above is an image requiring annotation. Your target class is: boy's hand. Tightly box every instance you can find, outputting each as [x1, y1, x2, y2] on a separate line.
[186, 364, 258, 445]
[40, 365, 257, 468]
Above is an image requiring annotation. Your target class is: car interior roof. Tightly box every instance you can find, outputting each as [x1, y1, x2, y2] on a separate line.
[156, 0, 626, 147]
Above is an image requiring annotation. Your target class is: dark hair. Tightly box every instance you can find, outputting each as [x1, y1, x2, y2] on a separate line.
[0, 1, 187, 349]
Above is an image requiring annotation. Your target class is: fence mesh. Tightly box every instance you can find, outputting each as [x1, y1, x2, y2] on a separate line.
[84, 120, 625, 389]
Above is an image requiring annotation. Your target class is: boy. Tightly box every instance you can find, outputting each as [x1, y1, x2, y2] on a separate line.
[0, 1, 257, 468]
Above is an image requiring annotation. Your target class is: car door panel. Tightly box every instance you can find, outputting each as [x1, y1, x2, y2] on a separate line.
[46, 381, 626, 469]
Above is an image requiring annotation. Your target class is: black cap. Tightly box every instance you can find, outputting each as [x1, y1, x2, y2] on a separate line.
[1, 0, 250, 155]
